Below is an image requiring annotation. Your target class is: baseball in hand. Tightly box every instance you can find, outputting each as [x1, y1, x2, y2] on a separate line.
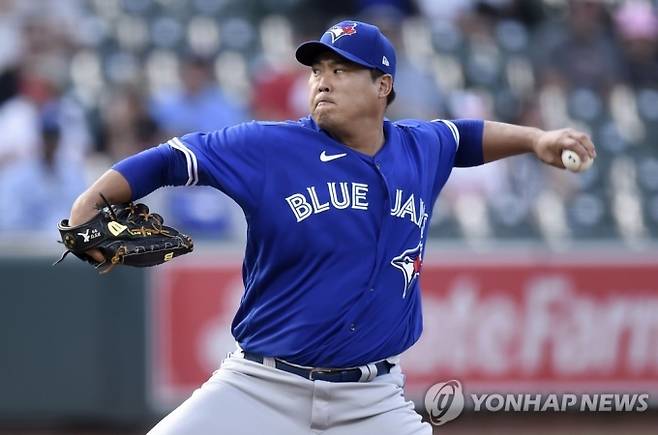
[561, 149, 593, 172]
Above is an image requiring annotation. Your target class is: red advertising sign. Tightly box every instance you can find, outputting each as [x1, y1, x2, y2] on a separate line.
[149, 250, 658, 408]
[404, 255, 658, 397]
[150, 256, 244, 408]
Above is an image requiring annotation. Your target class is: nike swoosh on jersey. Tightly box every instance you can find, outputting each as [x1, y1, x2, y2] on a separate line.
[320, 151, 347, 162]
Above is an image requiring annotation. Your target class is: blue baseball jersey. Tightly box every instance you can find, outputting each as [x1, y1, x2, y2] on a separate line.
[114, 115, 483, 368]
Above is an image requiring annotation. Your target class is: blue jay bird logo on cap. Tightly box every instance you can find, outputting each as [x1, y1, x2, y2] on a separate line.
[326, 22, 358, 43]
[391, 241, 423, 298]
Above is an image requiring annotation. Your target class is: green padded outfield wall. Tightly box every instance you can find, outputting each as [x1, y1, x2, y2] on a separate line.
[0, 259, 152, 425]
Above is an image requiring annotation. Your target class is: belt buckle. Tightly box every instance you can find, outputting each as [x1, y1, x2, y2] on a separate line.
[308, 367, 336, 381]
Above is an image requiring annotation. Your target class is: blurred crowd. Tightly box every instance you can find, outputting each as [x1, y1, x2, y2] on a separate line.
[0, 0, 656, 247]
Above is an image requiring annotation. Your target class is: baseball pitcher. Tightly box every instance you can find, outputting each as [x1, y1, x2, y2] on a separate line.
[63, 20, 596, 435]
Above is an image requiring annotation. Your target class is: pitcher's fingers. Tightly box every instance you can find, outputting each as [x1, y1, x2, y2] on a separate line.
[564, 134, 590, 162]
[87, 248, 105, 263]
[569, 131, 596, 159]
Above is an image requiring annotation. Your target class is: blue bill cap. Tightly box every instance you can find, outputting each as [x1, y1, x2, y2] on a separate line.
[295, 21, 396, 80]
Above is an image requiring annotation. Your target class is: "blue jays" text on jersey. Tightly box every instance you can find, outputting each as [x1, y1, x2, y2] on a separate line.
[114, 116, 483, 367]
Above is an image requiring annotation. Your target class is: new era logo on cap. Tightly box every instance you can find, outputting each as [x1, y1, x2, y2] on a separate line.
[295, 20, 397, 80]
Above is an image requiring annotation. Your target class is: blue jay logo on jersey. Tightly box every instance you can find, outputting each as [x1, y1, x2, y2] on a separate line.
[391, 241, 423, 298]
[326, 22, 358, 43]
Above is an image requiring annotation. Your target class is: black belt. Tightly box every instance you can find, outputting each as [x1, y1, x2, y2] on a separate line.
[242, 352, 393, 383]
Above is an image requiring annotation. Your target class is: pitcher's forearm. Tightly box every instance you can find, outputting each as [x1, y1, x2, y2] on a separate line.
[69, 169, 132, 226]
[482, 121, 543, 163]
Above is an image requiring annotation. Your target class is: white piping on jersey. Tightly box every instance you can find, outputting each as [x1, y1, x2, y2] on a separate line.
[167, 137, 199, 186]
[431, 119, 460, 150]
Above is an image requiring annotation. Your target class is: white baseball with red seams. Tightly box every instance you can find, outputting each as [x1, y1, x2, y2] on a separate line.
[561, 149, 594, 172]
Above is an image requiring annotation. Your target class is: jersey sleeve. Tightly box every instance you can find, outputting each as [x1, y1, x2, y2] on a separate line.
[429, 118, 484, 168]
[429, 119, 459, 186]
[113, 121, 266, 212]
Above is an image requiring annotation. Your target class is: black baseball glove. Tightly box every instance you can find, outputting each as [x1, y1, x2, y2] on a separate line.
[55, 195, 193, 273]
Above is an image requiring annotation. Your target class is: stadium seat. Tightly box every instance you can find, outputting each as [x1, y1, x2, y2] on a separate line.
[430, 19, 463, 53]
[568, 88, 603, 122]
[495, 20, 529, 54]
[150, 16, 185, 49]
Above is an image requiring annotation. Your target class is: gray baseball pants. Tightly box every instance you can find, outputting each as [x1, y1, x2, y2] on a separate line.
[147, 350, 432, 435]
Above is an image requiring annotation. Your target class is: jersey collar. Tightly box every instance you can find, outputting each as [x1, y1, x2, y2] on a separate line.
[302, 115, 394, 161]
